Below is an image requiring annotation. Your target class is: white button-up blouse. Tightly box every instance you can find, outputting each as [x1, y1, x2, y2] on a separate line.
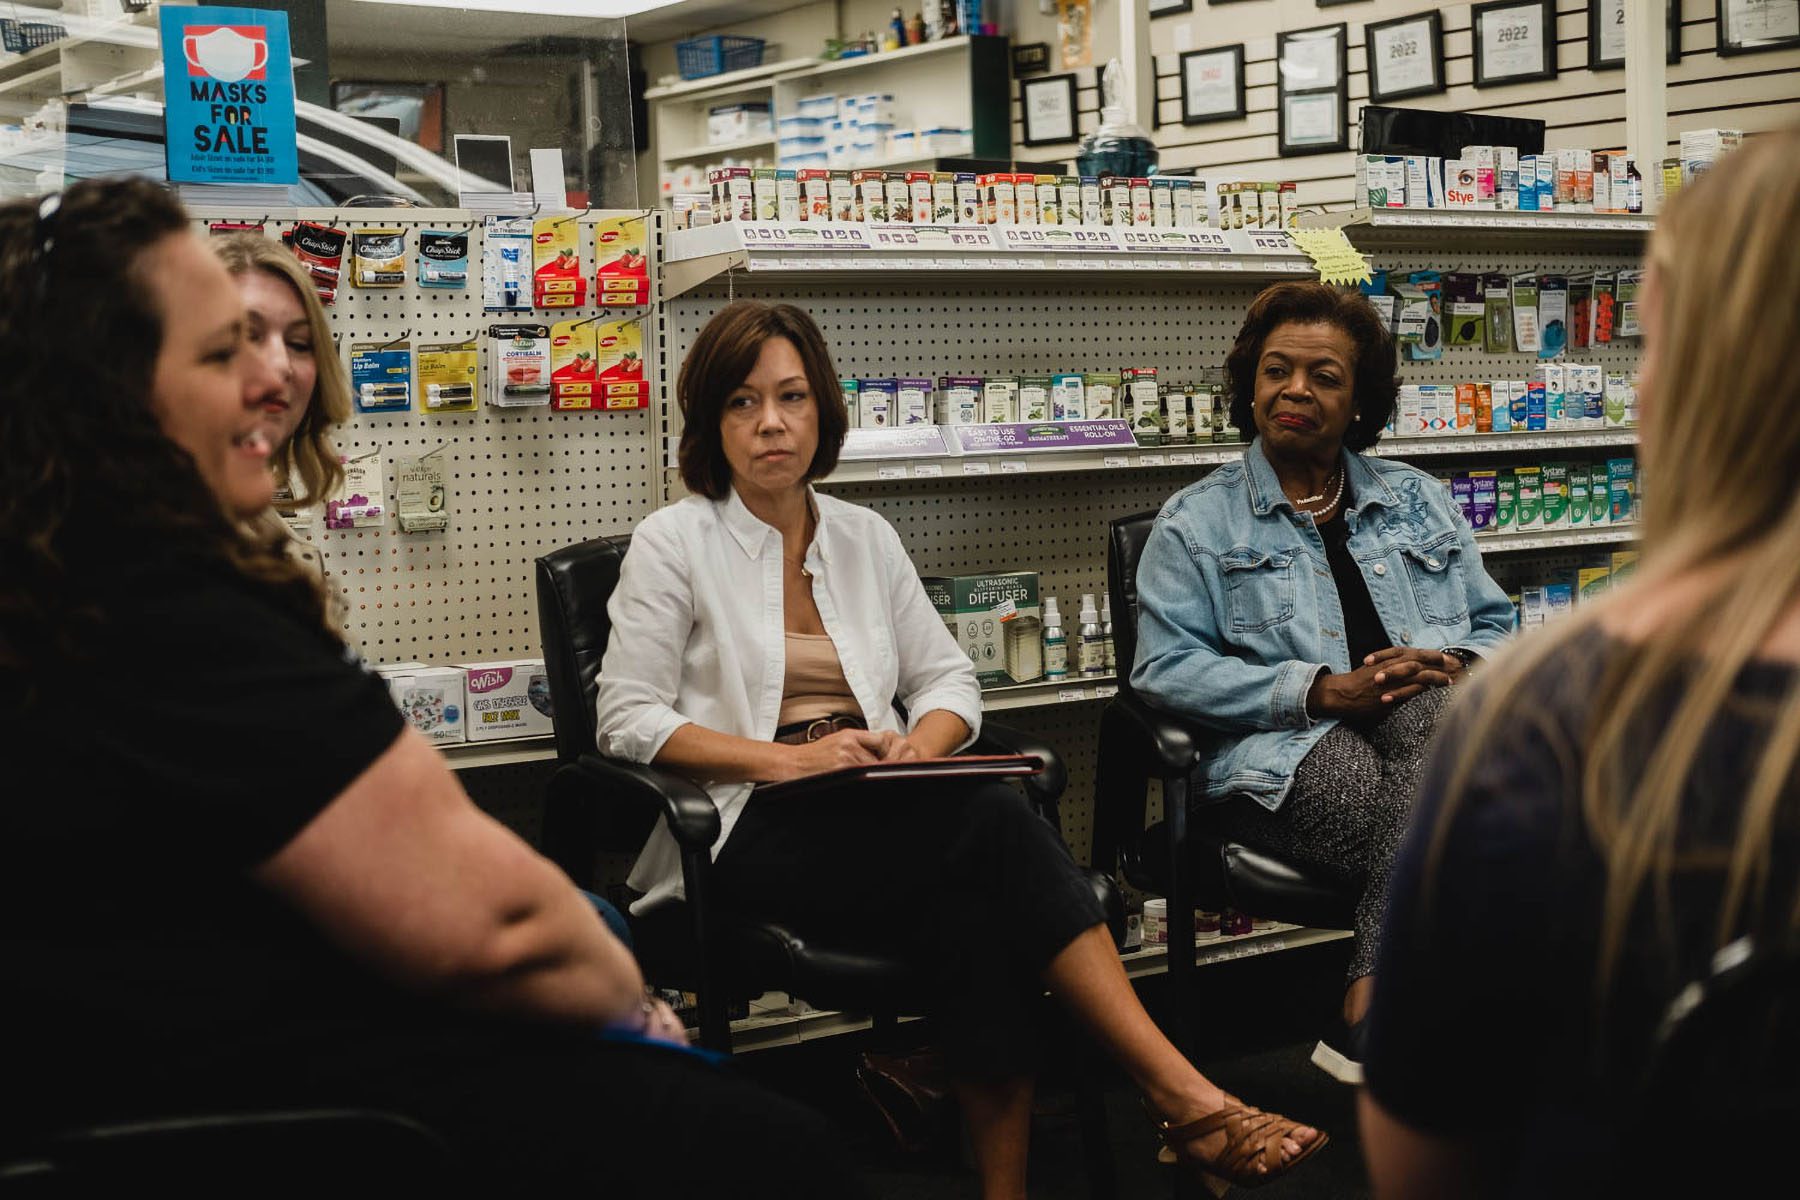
[595, 486, 983, 911]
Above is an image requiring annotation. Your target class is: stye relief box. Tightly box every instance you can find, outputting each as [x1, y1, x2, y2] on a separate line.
[376, 662, 467, 744]
[921, 572, 1042, 687]
[459, 659, 555, 742]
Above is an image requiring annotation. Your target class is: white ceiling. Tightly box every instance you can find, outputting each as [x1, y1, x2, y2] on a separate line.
[326, 0, 816, 51]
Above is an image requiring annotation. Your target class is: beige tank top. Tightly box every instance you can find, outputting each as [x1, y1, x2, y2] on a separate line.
[778, 633, 863, 727]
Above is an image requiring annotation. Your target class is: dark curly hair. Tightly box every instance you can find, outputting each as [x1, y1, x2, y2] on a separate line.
[1225, 282, 1399, 453]
[677, 300, 848, 500]
[0, 177, 326, 707]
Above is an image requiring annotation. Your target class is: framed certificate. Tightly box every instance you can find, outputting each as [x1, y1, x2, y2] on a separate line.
[1179, 45, 1246, 124]
[1280, 90, 1345, 156]
[1588, 0, 1681, 68]
[1277, 22, 1346, 92]
[1473, 0, 1557, 87]
[1717, 0, 1800, 56]
[1020, 72, 1078, 146]
[1365, 12, 1445, 103]
[1149, 0, 1193, 15]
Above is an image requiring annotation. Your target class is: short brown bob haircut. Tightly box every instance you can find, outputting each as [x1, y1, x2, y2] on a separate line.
[1225, 281, 1399, 453]
[677, 300, 848, 499]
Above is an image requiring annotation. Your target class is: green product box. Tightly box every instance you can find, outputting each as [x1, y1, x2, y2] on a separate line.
[1578, 566, 1611, 602]
[920, 572, 1043, 687]
[1608, 457, 1636, 523]
[1610, 550, 1639, 583]
[1085, 371, 1122, 421]
[1590, 464, 1611, 525]
[1018, 375, 1053, 423]
[1494, 470, 1517, 530]
[1541, 462, 1570, 528]
[1514, 466, 1543, 529]
[1567, 462, 1588, 528]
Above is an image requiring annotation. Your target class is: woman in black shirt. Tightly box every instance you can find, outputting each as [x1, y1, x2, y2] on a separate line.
[1361, 129, 1800, 1197]
[0, 178, 856, 1193]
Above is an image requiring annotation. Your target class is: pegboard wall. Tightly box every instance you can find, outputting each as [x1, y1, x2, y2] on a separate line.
[664, 245, 1646, 863]
[191, 208, 662, 668]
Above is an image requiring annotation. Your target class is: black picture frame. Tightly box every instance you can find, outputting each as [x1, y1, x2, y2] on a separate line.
[1472, 0, 1558, 88]
[1716, 0, 1800, 56]
[1178, 45, 1246, 124]
[1365, 12, 1445, 103]
[1020, 72, 1079, 146]
[1587, 0, 1681, 69]
[1276, 23, 1348, 156]
[1149, 0, 1193, 16]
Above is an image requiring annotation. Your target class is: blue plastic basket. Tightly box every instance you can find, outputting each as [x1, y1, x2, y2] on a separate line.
[0, 19, 64, 54]
[675, 35, 766, 80]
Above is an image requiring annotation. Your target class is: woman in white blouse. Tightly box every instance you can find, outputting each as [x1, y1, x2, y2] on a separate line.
[596, 301, 1326, 1198]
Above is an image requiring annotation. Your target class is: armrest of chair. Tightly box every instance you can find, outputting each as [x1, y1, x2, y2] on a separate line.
[1105, 690, 1204, 778]
[972, 719, 1068, 811]
[564, 752, 722, 850]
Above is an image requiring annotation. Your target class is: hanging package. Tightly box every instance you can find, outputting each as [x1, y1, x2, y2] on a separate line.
[352, 227, 407, 287]
[285, 222, 347, 304]
[418, 229, 470, 289]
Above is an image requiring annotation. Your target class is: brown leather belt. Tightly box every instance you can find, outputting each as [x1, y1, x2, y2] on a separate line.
[772, 714, 867, 745]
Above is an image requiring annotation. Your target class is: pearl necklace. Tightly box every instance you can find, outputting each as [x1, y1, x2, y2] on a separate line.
[1296, 467, 1345, 513]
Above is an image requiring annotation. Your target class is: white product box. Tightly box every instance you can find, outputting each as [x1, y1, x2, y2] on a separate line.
[460, 659, 555, 742]
[709, 103, 772, 144]
[1497, 146, 1519, 210]
[796, 93, 839, 119]
[378, 662, 467, 745]
[1443, 160, 1479, 208]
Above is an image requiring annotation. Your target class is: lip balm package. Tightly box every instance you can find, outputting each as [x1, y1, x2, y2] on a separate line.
[487, 324, 553, 408]
[284, 221, 347, 303]
[349, 341, 414, 413]
[351, 227, 406, 287]
[418, 229, 469, 289]
[549, 318, 596, 410]
[481, 215, 533, 313]
[416, 340, 480, 413]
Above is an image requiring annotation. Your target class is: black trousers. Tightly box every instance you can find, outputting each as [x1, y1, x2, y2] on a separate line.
[711, 777, 1107, 1074]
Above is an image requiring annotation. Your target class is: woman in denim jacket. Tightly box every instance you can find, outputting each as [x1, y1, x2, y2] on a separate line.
[1132, 282, 1514, 1083]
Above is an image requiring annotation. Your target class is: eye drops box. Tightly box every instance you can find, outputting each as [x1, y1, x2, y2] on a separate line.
[1541, 462, 1571, 529]
[1590, 463, 1611, 525]
[1514, 466, 1543, 529]
[1494, 470, 1518, 530]
[1497, 146, 1520, 210]
[1470, 471, 1498, 532]
[1566, 463, 1589, 528]
[1608, 457, 1636, 524]
[376, 662, 467, 744]
[460, 659, 555, 742]
[920, 572, 1042, 687]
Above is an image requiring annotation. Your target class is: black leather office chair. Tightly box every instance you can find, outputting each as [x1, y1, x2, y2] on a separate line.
[0, 1109, 455, 1193]
[1091, 511, 1357, 1053]
[534, 534, 1121, 1037]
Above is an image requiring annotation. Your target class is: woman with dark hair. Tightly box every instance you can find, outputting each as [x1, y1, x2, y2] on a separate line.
[1131, 282, 1515, 1084]
[0, 178, 853, 1193]
[597, 299, 1327, 1197]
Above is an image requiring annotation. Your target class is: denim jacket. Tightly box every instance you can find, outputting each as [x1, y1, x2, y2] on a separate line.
[1130, 438, 1516, 811]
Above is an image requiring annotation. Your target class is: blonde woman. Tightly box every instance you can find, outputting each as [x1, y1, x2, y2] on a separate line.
[1359, 129, 1800, 1197]
[213, 233, 350, 589]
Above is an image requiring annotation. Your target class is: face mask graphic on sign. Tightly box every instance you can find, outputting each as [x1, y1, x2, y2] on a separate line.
[185, 26, 268, 84]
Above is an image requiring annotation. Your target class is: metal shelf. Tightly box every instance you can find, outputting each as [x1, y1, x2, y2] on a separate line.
[1473, 522, 1637, 554]
[820, 427, 1638, 485]
[1300, 207, 1654, 248]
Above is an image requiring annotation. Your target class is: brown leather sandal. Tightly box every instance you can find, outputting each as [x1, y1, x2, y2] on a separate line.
[1147, 1095, 1329, 1194]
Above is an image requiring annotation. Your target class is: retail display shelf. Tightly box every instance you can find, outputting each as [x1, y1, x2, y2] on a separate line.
[820, 427, 1636, 485]
[773, 35, 979, 83]
[438, 679, 1117, 769]
[1474, 523, 1637, 554]
[662, 220, 1314, 298]
[644, 56, 816, 102]
[1300, 207, 1654, 247]
[0, 63, 59, 97]
[661, 134, 776, 163]
[723, 923, 1349, 1050]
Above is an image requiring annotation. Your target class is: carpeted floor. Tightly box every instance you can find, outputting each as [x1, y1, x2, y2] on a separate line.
[736, 939, 1371, 1199]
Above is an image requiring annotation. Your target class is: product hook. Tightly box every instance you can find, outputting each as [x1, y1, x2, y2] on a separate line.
[420, 442, 450, 460]
[380, 328, 413, 350]
[553, 206, 592, 227]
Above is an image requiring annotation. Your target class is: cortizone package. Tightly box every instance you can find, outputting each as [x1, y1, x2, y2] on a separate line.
[487, 324, 552, 408]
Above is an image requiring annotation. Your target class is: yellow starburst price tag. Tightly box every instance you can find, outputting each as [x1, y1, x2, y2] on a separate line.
[1289, 228, 1374, 286]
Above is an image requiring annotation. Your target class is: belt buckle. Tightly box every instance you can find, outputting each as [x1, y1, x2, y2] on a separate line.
[804, 717, 835, 742]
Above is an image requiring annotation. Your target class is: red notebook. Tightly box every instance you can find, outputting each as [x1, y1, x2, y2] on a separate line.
[752, 754, 1043, 801]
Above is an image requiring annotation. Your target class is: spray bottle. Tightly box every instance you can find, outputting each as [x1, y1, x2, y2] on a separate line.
[1042, 597, 1068, 682]
[1078, 593, 1106, 678]
[1100, 595, 1115, 674]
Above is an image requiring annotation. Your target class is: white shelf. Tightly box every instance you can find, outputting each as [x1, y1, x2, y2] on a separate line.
[1473, 522, 1637, 554]
[0, 62, 60, 97]
[1301, 206, 1653, 247]
[820, 428, 1637, 486]
[772, 36, 979, 84]
[660, 134, 775, 165]
[984, 676, 1117, 711]
[643, 56, 814, 102]
[441, 736, 557, 771]
[723, 923, 1350, 1051]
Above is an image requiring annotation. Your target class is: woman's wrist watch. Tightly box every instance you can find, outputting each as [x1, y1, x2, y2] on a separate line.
[1444, 647, 1478, 669]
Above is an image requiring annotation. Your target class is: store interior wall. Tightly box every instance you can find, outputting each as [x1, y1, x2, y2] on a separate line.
[630, 0, 1799, 211]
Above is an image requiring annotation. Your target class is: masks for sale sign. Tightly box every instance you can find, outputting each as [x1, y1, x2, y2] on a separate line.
[160, 6, 298, 185]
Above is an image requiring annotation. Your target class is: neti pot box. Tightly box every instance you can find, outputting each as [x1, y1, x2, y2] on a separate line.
[375, 662, 467, 744]
[920, 572, 1043, 687]
[459, 659, 556, 742]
